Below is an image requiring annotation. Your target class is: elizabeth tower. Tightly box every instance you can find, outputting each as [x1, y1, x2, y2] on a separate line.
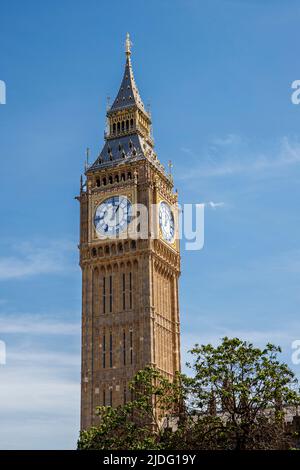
[78, 35, 181, 430]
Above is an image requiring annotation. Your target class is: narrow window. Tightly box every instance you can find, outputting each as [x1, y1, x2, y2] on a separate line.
[130, 330, 133, 365]
[122, 273, 126, 310]
[123, 387, 127, 404]
[123, 330, 126, 366]
[103, 277, 106, 314]
[102, 334, 106, 368]
[103, 389, 106, 406]
[109, 275, 113, 313]
[109, 389, 113, 407]
[113, 123, 116, 134]
[129, 272, 132, 309]
[109, 333, 113, 368]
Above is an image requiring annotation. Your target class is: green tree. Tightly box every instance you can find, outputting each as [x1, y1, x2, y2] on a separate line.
[78, 366, 184, 450]
[184, 337, 300, 449]
[77, 338, 300, 450]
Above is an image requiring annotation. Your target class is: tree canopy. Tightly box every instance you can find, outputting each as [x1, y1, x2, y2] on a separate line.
[78, 337, 300, 450]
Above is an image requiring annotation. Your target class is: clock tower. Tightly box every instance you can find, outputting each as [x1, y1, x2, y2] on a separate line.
[78, 34, 181, 430]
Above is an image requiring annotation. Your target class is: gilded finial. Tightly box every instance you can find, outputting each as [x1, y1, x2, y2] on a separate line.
[125, 32, 132, 57]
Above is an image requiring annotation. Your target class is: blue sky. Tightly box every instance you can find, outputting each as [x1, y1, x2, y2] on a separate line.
[0, 0, 300, 449]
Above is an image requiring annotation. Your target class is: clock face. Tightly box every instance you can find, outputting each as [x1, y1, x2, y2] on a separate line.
[159, 201, 175, 242]
[94, 195, 132, 236]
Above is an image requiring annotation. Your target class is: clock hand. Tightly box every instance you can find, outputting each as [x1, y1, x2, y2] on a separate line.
[111, 202, 121, 220]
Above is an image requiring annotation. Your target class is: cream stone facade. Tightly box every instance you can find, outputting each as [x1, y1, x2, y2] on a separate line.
[78, 35, 181, 430]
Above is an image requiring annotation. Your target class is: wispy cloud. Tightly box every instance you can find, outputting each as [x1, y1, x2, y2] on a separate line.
[212, 249, 300, 286]
[0, 239, 76, 281]
[181, 324, 300, 375]
[0, 314, 80, 335]
[0, 345, 80, 449]
[178, 135, 300, 180]
[205, 201, 225, 209]
[210, 133, 242, 147]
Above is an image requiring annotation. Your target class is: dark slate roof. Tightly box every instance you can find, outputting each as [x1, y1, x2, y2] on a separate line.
[87, 133, 167, 176]
[89, 134, 146, 171]
[109, 56, 145, 113]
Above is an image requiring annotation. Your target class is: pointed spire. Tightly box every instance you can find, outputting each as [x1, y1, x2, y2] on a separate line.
[109, 33, 146, 113]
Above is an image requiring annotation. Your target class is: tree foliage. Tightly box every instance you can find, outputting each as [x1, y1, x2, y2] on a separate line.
[78, 366, 184, 450]
[78, 337, 300, 450]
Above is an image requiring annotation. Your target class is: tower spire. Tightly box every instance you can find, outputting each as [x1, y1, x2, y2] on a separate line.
[109, 33, 145, 113]
[88, 34, 155, 171]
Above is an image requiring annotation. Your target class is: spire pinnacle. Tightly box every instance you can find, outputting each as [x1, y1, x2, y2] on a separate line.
[110, 33, 146, 113]
[125, 32, 132, 58]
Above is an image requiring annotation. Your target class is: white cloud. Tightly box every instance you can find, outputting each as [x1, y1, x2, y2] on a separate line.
[210, 133, 242, 147]
[212, 249, 300, 286]
[0, 308, 81, 448]
[0, 314, 80, 335]
[178, 135, 300, 180]
[0, 239, 76, 281]
[0, 351, 80, 449]
[181, 326, 300, 376]
[206, 201, 225, 209]
[0, 344, 80, 449]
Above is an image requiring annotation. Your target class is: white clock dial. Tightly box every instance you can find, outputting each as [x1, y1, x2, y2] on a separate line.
[159, 201, 175, 242]
[94, 195, 132, 236]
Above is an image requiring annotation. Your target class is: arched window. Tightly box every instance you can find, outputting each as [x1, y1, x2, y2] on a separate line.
[117, 122, 120, 133]
[103, 177, 107, 186]
[121, 173, 125, 181]
[127, 172, 132, 180]
[130, 118, 134, 128]
[113, 123, 116, 134]
[96, 178, 100, 187]
[109, 175, 113, 184]
[115, 174, 119, 183]
[126, 120, 129, 130]
[121, 121, 125, 131]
